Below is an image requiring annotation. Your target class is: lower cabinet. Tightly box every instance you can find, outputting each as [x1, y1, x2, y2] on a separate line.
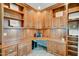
[6, 51, 17, 56]
[51, 42, 57, 55]
[47, 41, 52, 53]
[26, 45, 32, 54]
[47, 40, 66, 56]
[17, 42, 32, 56]
[18, 46, 27, 56]
[55, 43, 66, 56]
[18, 43, 28, 56]
[2, 45, 17, 56]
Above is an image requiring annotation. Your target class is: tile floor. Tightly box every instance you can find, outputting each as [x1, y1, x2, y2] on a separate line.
[28, 46, 54, 56]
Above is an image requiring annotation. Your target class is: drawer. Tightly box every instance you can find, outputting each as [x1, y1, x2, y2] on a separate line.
[2, 45, 17, 56]
[7, 51, 17, 56]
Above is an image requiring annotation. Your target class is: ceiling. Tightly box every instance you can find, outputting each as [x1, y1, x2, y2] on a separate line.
[26, 3, 56, 10]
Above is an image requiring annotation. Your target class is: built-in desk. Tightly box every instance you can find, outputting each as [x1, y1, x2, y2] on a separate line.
[31, 37, 51, 40]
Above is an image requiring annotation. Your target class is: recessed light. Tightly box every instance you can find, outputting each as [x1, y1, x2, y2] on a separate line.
[3, 33, 7, 36]
[38, 6, 41, 10]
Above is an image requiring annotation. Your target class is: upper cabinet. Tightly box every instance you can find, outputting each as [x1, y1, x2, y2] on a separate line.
[34, 11, 43, 29]
[26, 10, 35, 28]
[43, 10, 52, 29]
[25, 10, 53, 29]
[52, 6, 67, 28]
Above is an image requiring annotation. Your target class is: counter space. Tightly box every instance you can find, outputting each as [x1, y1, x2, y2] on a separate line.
[31, 37, 51, 40]
[49, 39, 66, 44]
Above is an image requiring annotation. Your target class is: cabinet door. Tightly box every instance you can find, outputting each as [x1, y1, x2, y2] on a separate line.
[26, 45, 32, 54]
[26, 10, 34, 28]
[18, 46, 28, 56]
[51, 42, 57, 54]
[53, 17, 67, 28]
[47, 41, 52, 53]
[18, 43, 27, 56]
[54, 42, 59, 55]
[43, 11, 52, 28]
[56, 43, 66, 56]
[38, 13, 43, 29]
[53, 18, 59, 28]
[34, 14, 39, 29]
[59, 17, 67, 28]
[3, 29, 21, 47]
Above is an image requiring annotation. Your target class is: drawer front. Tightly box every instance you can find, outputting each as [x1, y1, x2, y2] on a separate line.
[7, 51, 17, 56]
[2, 45, 17, 56]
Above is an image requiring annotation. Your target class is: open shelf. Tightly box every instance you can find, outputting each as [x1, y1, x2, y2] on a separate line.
[4, 16, 23, 20]
[4, 4, 24, 14]
[4, 26, 24, 30]
[67, 4, 79, 56]
[68, 45, 78, 49]
[68, 3, 79, 13]
[68, 18, 79, 22]
[67, 35, 78, 56]
[68, 50, 77, 54]
[68, 41, 78, 44]
[66, 5, 79, 55]
[4, 6, 24, 15]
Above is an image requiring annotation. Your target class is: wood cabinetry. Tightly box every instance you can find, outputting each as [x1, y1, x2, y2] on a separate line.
[47, 41, 52, 53]
[42, 10, 52, 29]
[2, 28, 21, 47]
[52, 6, 67, 29]
[67, 36, 78, 56]
[26, 10, 52, 29]
[47, 4, 68, 56]
[66, 3, 79, 56]
[0, 3, 32, 56]
[18, 42, 27, 56]
[47, 40, 66, 56]
[26, 10, 35, 28]
[55, 42, 66, 55]
[53, 17, 66, 28]
[2, 45, 17, 56]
